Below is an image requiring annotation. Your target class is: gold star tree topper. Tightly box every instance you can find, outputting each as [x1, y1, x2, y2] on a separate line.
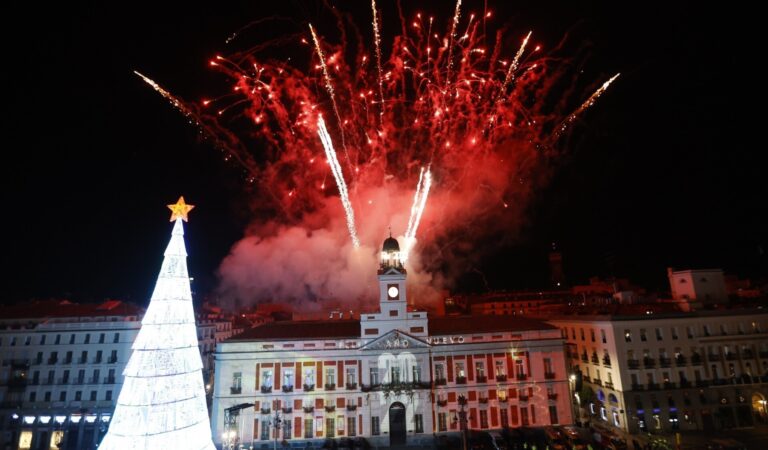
[167, 196, 195, 222]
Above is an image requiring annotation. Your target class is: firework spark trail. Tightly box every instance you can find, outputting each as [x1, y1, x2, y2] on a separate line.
[403, 167, 432, 262]
[317, 116, 360, 248]
[445, 0, 463, 87]
[553, 72, 621, 141]
[309, 24, 349, 165]
[371, 0, 385, 125]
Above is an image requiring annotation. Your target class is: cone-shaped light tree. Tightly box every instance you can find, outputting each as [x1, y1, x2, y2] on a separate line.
[100, 197, 215, 450]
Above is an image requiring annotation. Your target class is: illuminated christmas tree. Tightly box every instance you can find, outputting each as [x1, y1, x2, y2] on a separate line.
[100, 197, 215, 450]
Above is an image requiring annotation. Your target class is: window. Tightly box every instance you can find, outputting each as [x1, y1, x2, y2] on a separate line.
[495, 360, 505, 376]
[389, 310, 398, 317]
[106, 390, 112, 401]
[434, 364, 445, 380]
[600, 330, 607, 344]
[475, 361, 485, 378]
[110, 350, 117, 363]
[412, 365, 421, 382]
[95, 350, 102, 363]
[498, 389, 507, 401]
[500, 408, 509, 427]
[325, 368, 335, 386]
[687, 326, 695, 338]
[640, 329, 647, 342]
[549, 406, 559, 424]
[410, 327, 424, 333]
[390, 366, 401, 383]
[262, 369, 273, 388]
[261, 420, 270, 440]
[369, 367, 379, 385]
[408, 413, 422, 433]
[580, 329, 585, 341]
[92, 369, 100, 383]
[40, 335, 46, 345]
[90, 391, 97, 401]
[364, 328, 379, 335]
[62, 370, 70, 383]
[655, 328, 663, 341]
[571, 328, 576, 339]
[24, 336, 31, 346]
[479, 410, 488, 428]
[69, 335, 75, 344]
[232, 372, 242, 390]
[720, 324, 728, 336]
[437, 413, 447, 432]
[75, 390, 82, 401]
[590, 329, 596, 342]
[305, 418, 314, 438]
[544, 358, 553, 375]
[59, 391, 67, 402]
[283, 418, 292, 440]
[304, 368, 316, 386]
[348, 417, 357, 436]
[521, 408, 529, 426]
[84, 334, 90, 344]
[284, 368, 294, 387]
[371, 417, 380, 435]
[45, 392, 52, 402]
[80, 351, 88, 364]
[29, 392, 36, 402]
[99, 333, 105, 344]
[455, 362, 465, 378]
[624, 330, 632, 342]
[55, 335, 61, 345]
[113, 333, 120, 343]
[515, 360, 525, 377]
[325, 418, 335, 438]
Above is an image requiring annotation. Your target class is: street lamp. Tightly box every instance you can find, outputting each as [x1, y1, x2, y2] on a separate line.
[452, 395, 468, 450]
[271, 410, 284, 450]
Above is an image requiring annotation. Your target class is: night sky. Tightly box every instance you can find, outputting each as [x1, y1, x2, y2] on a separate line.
[2, 1, 764, 304]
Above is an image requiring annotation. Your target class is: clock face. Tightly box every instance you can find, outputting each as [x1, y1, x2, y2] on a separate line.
[388, 286, 399, 299]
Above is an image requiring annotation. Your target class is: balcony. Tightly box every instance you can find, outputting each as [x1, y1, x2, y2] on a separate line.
[602, 357, 612, 367]
[691, 354, 703, 365]
[458, 396, 468, 406]
[455, 376, 467, 384]
[73, 378, 84, 385]
[495, 374, 507, 382]
[78, 358, 87, 364]
[679, 379, 691, 388]
[675, 355, 687, 365]
[627, 359, 640, 369]
[303, 406, 314, 413]
[581, 354, 589, 362]
[48, 357, 58, 365]
[437, 399, 448, 407]
[643, 358, 656, 368]
[547, 392, 558, 400]
[663, 382, 676, 389]
[7, 377, 28, 390]
[646, 382, 660, 390]
[591, 355, 600, 364]
[346, 382, 358, 390]
[518, 394, 529, 402]
[631, 383, 644, 391]
[260, 407, 271, 414]
[707, 354, 720, 362]
[346, 404, 357, 411]
[544, 372, 556, 380]
[743, 351, 754, 359]
[593, 379, 603, 387]
[725, 353, 738, 361]
[63, 357, 72, 365]
[58, 378, 70, 385]
[476, 375, 488, 383]
[93, 358, 103, 364]
[104, 377, 116, 385]
[434, 378, 447, 386]
[604, 381, 614, 389]
[324, 383, 336, 391]
[303, 384, 315, 392]
[516, 373, 528, 381]
[478, 397, 489, 404]
[324, 405, 336, 413]
[87, 377, 99, 384]
[108, 356, 118, 364]
[261, 385, 273, 394]
[282, 407, 293, 414]
[659, 357, 671, 368]
[498, 396, 508, 403]
[230, 386, 242, 395]
[282, 385, 294, 393]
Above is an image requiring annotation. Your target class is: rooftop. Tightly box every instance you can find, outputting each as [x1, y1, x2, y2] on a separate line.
[0, 299, 143, 322]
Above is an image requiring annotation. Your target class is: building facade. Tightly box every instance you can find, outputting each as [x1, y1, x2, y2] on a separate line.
[211, 237, 572, 448]
[0, 300, 142, 450]
[549, 309, 768, 435]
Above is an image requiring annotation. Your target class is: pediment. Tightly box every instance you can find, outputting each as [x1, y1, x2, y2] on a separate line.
[361, 329, 430, 351]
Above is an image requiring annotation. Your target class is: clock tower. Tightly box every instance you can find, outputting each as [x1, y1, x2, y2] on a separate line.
[359, 233, 428, 339]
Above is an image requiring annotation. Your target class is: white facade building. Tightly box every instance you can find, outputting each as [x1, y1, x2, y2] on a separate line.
[0, 300, 142, 450]
[667, 268, 728, 306]
[549, 309, 768, 435]
[211, 237, 572, 449]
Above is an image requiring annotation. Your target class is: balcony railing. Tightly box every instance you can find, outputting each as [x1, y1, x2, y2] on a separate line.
[324, 405, 336, 413]
[260, 408, 271, 414]
[436, 399, 448, 407]
[675, 355, 687, 365]
[591, 355, 600, 364]
[324, 383, 336, 391]
[455, 376, 467, 384]
[495, 374, 507, 382]
[282, 385, 294, 393]
[663, 382, 675, 389]
[303, 406, 314, 413]
[725, 353, 738, 361]
[691, 354, 703, 365]
[643, 358, 656, 368]
[458, 396, 468, 406]
[346, 382, 357, 390]
[73, 378, 84, 385]
[303, 384, 315, 391]
[282, 407, 293, 414]
[78, 358, 87, 364]
[63, 357, 72, 365]
[679, 379, 691, 388]
[478, 397, 489, 404]
[627, 359, 640, 369]
[108, 356, 118, 364]
[581, 355, 589, 362]
[659, 358, 671, 368]
[743, 351, 754, 359]
[434, 378, 447, 386]
[604, 381, 614, 389]
[759, 351, 768, 359]
[518, 394, 529, 402]
[631, 383, 644, 391]
[230, 386, 242, 395]
[516, 373, 527, 381]
[602, 357, 612, 367]
[707, 354, 720, 362]
[261, 385, 273, 393]
[695, 380, 710, 388]
[346, 404, 357, 411]
[544, 372, 556, 380]
[646, 382, 660, 390]
[498, 396, 508, 403]
[476, 375, 488, 383]
[48, 357, 58, 365]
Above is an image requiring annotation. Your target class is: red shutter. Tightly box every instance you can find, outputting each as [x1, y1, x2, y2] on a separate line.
[489, 389, 496, 400]
[490, 407, 499, 427]
[447, 356, 454, 382]
[275, 364, 281, 389]
[294, 417, 302, 438]
[469, 408, 478, 428]
[530, 405, 536, 424]
[317, 362, 323, 386]
[506, 353, 514, 377]
[510, 406, 518, 425]
[467, 355, 474, 381]
[468, 391, 477, 401]
[255, 363, 260, 390]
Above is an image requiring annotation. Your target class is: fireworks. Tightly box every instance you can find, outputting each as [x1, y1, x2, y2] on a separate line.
[403, 167, 432, 263]
[317, 115, 360, 248]
[138, 1, 618, 267]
